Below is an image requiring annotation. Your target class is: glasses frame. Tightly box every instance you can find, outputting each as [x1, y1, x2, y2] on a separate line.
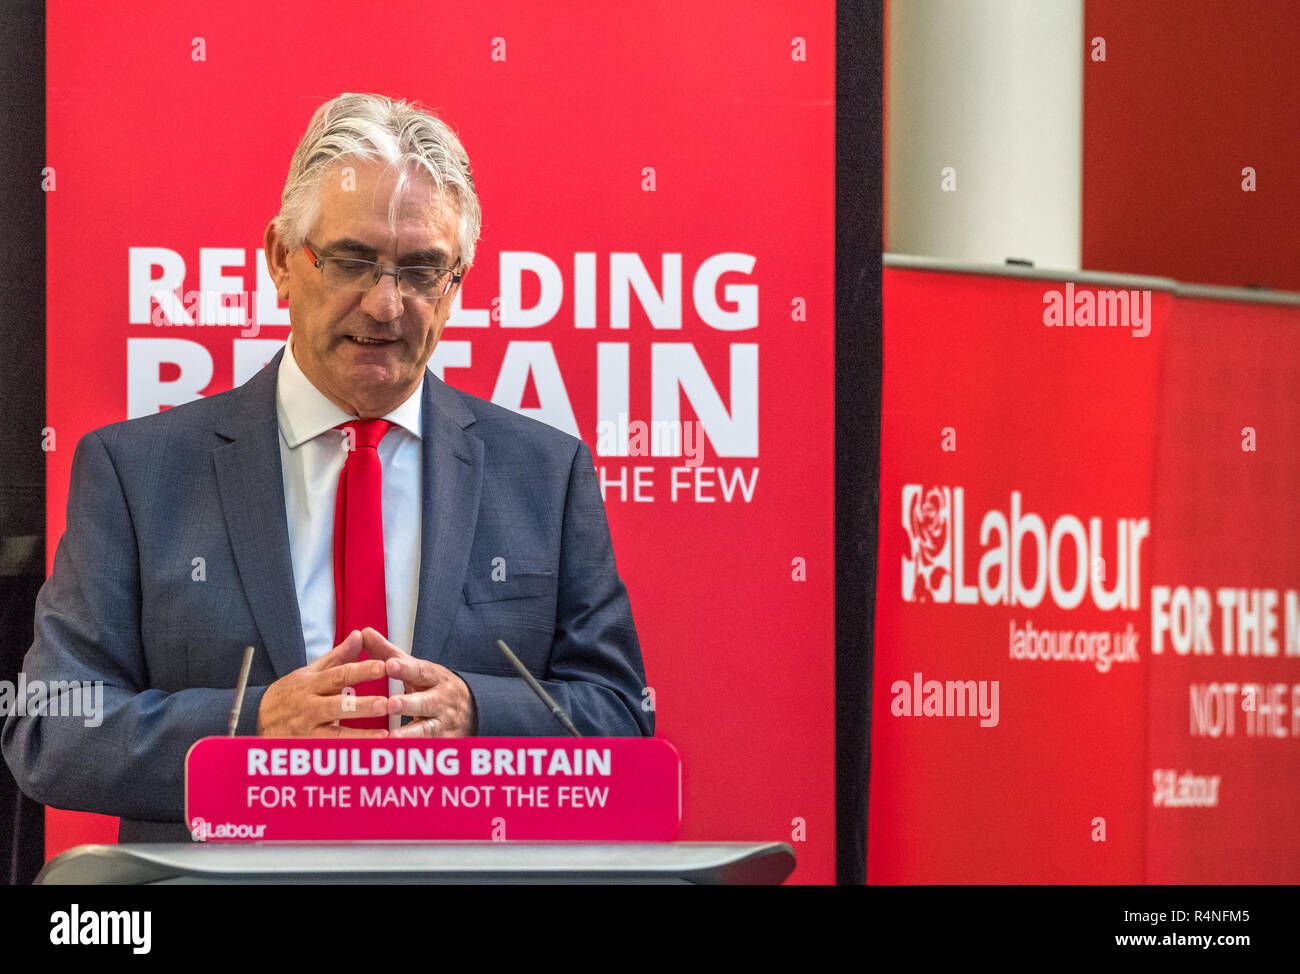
[302, 240, 463, 298]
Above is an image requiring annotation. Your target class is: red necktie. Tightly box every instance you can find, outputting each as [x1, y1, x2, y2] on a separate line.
[333, 418, 392, 729]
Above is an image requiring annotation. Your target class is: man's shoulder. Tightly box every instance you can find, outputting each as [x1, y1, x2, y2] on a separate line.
[81, 377, 258, 457]
[440, 380, 585, 463]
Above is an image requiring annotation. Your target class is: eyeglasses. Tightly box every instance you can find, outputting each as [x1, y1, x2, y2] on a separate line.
[303, 240, 462, 298]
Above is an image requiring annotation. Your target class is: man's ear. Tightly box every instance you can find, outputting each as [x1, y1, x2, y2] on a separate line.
[263, 218, 292, 301]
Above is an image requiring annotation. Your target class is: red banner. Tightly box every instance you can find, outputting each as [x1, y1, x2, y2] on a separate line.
[871, 265, 1300, 883]
[186, 738, 681, 842]
[1147, 293, 1300, 882]
[44, 2, 835, 882]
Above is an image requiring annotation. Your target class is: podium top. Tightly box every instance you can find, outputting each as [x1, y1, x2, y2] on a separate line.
[37, 841, 796, 885]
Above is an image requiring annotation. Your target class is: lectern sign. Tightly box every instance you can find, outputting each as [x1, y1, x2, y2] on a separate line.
[186, 738, 682, 841]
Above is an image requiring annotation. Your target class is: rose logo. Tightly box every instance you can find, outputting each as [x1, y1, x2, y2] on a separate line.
[902, 485, 952, 602]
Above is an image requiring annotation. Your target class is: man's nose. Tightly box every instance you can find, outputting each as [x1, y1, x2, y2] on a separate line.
[360, 269, 404, 319]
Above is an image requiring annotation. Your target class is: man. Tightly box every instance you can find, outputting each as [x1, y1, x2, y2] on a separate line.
[3, 93, 652, 841]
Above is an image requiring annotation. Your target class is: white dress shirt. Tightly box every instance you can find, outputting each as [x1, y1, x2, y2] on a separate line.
[276, 332, 423, 726]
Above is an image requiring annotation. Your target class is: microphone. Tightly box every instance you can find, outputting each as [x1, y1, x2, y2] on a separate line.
[494, 639, 581, 737]
[227, 646, 256, 736]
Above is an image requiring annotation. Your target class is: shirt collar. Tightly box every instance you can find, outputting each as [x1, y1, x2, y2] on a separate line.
[276, 331, 424, 448]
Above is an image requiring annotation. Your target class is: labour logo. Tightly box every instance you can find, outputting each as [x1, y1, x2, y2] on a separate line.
[902, 485, 952, 603]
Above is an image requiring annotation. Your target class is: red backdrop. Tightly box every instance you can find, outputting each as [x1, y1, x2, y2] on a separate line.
[44, 1, 836, 882]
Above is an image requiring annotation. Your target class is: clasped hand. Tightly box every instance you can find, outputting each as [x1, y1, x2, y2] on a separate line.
[256, 628, 477, 737]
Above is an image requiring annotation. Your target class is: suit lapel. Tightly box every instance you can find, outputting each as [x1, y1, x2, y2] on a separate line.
[211, 348, 308, 679]
[209, 351, 482, 674]
[411, 374, 483, 662]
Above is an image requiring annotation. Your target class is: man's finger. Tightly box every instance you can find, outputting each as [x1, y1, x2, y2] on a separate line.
[324, 693, 389, 723]
[310, 629, 364, 671]
[383, 653, 442, 688]
[328, 725, 391, 739]
[360, 627, 405, 660]
[302, 691, 385, 730]
[390, 717, 440, 738]
[320, 658, 387, 693]
[387, 688, 442, 718]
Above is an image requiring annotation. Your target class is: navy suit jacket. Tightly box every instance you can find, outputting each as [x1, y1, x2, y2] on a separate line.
[2, 349, 651, 837]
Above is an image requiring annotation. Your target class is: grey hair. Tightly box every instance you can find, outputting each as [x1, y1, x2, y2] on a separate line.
[275, 93, 481, 267]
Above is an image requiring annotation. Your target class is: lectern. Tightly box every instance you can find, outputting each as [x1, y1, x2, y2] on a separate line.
[37, 737, 797, 884]
[38, 841, 796, 884]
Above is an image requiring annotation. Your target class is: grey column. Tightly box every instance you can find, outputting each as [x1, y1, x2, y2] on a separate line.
[886, 0, 1083, 270]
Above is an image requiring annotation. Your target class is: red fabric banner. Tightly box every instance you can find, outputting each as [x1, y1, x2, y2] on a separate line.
[43, 1, 836, 882]
[872, 265, 1300, 883]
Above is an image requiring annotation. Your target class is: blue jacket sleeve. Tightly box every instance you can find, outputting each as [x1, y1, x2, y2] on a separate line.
[1, 430, 264, 822]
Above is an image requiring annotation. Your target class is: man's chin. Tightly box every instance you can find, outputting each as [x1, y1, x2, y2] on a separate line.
[335, 339, 405, 373]
[330, 363, 416, 413]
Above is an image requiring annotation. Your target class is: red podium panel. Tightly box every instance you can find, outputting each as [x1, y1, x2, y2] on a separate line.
[186, 737, 681, 842]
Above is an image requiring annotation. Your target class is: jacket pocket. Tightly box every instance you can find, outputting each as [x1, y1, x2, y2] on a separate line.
[462, 571, 555, 605]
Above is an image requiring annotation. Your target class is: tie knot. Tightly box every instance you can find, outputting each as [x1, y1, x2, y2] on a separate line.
[337, 419, 392, 450]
